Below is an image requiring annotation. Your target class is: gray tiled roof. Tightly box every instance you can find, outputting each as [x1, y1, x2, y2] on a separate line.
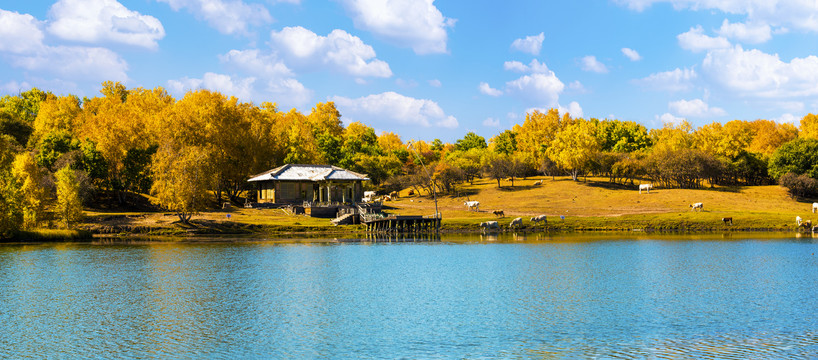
[247, 164, 369, 182]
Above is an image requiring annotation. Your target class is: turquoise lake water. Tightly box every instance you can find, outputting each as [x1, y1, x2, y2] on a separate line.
[2, 233, 818, 358]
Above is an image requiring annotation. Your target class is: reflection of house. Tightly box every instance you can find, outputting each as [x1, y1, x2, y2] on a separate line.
[248, 164, 369, 205]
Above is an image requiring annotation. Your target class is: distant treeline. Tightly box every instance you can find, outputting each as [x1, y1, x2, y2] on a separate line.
[2, 82, 818, 236]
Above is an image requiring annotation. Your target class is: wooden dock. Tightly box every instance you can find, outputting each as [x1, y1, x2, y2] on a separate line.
[363, 215, 441, 233]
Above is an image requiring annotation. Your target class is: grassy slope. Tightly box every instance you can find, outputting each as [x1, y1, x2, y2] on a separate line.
[73, 176, 815, 235]
[387, 176, 813, 231]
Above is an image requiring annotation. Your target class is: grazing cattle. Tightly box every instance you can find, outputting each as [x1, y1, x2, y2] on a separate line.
[722, 217, 733, 225]
[530, 215, 547, 225]
[408, 189, 414, 196]
[493, 210, 505, 217]
[533, 180, 543, 186]
[363, 191, 376, 202]
[690, 202, 703, 211]
[383, 195, 392, 201]
[639, 183, 652, 194]
[464, 201, 480, 212]
[813, 203, 818, 213]
[389, 191, 398, 199]
[801, 220, 813, 230]
[479, 221, 499, 231]
[797, 216, 803, 226]
[509, 217, 523, 229]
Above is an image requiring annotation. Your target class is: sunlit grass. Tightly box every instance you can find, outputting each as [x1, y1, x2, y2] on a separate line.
[77, 176, 815, 233]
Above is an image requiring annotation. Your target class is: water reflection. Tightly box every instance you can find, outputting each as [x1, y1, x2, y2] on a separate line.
[1, 235, 818, 358]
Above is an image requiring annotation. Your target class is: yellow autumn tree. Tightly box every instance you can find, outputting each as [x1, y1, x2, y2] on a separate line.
[513, 108, 563, 166]
[55, 166, 84, 228]
[747, 119, 797, 155]
[29, 95, 81, 146]
[649, 119, 694, 153]
[150, 144, 214, 224]
[11, 152, 47, 229]
[800, 113, 818, 139]
[546, 118, 600, 181]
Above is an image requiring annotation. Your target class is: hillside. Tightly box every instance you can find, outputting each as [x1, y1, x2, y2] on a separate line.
[385, 176, 814, 231]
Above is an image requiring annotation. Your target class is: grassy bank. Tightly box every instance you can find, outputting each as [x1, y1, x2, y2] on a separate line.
[2, 229, 94, 243]
[70, 176, 815, 237]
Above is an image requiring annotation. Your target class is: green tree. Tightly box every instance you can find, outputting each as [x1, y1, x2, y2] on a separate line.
[122, 145, 158, 194]
[35, 129, 79, 171]
[454, 132, 487, 151]
[768, 138, 818, 180]
[0, 135, 23, 238]
[597, 119, 651, 153]
[55, 166, 84, 228]
[491, 130, 517, 155]
[0, 111, 33, 147]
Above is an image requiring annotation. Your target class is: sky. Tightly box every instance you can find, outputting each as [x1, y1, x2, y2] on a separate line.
[2, 0, 818, 142]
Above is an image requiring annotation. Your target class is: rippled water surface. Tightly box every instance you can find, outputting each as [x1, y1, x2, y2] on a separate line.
[2, 234, 818, 358]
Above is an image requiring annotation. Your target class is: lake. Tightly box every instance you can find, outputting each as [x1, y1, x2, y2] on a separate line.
[2, 233, 818, 358]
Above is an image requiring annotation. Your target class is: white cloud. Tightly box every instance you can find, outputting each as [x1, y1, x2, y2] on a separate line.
[483, 117, 500, 127]
[478, 82, 502, 97]
[717, 19, 771, 44]
[503, 59, 549, 73]
[157, 0, 271, 35]
[580, 55, 608, 73]
[0, 9, 130, 84]
[219, 49, 293, 78]
[634, 67, 697, 92]
[168, 72, 312, 108]
[668, 98, 727, 117]
[11, 46, 128, 82]
[505, 72, 565, 106]
[0, 9, 45, 54]
[568, 80, 586, 92]
[702, 45, 818, 98]
[168, 72, 255, 100]
[47, 0, 165, 49]
[331, 91, 458, 128]
[511, 32, 544, 55]
[615, 1, 818, 34]
[340, 0, 455, 54]
[0, 80, 32, 94]
[270, 26, 391, 78]
[558, 101, 583, 118]
[621, 47, 642, 61]
[775, 113, 798, 124]
[678, 25, 731, 52]
[657, 112, 686, 126]
[428, 79, 442, 87]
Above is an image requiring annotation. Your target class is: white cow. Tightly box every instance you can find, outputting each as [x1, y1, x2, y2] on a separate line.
[509, 217, 523, 229]
[480, 221, 499, 231]
[533, 180, 543, 186]
[639, 183, 652, 194]
[464, 201, 480, 212]
[530, 215, 547, 225]
[363, 191, 376, 202]
[813, 203, 818, 213]
[690, 202, 703, 211]
[797, 216, 803, 226]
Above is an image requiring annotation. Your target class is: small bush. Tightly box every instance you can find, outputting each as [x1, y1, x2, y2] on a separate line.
[779, 172, 818, 198]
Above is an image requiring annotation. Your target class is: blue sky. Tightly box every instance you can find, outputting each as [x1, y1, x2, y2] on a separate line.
[2, 1, 818, 142]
